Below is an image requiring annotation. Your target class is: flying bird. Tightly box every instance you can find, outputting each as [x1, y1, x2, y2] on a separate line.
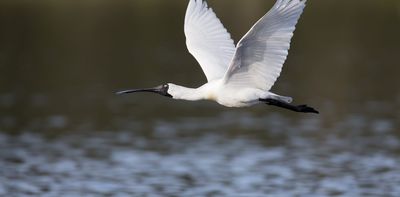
[118, 0, 318, 114]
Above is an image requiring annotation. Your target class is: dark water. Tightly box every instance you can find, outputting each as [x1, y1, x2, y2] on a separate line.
[1, 0, 400, 196]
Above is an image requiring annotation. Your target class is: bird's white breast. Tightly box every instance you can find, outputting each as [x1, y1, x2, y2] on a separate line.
[201, 81, 264, 107]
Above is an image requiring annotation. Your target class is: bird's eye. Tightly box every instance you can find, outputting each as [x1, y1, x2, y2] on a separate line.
[164, 84, 168, 88]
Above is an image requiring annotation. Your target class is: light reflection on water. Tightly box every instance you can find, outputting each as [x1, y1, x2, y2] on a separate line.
[1, 112, 399, 196]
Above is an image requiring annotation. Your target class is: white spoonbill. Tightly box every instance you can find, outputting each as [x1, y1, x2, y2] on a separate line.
[118, 0, 318, 114]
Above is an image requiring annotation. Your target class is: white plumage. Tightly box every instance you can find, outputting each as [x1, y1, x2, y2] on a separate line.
[184, 0, 235, 81]
[224, 0, 306, 91]
[118, 0, 318, 113]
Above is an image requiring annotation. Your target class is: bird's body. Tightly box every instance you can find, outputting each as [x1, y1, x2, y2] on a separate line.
[168, 81, 291, 108]
[169, 80, 261, 107]
[118, 0, 319, 113]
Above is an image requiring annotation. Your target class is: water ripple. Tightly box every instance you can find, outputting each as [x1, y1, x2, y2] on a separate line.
[1, 114, 399, 197]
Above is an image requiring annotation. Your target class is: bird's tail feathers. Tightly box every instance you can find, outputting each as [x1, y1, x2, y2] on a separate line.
[268, 93, 293, 103]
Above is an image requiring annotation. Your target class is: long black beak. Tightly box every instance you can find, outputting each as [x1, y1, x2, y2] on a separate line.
[116, 85, 172, 98]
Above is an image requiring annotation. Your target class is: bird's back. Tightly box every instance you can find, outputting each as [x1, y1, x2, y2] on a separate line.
[197, 80, 265, 107]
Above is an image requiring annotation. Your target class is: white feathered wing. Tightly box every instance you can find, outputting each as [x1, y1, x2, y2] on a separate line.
[184, 0, 236, 82]
[223, 0, 307, 91]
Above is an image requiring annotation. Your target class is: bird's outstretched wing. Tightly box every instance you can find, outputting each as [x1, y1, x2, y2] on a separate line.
[223, 0, 306, 90]
[185, 0, 236, 82]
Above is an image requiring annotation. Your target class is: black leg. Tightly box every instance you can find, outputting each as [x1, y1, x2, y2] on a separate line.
[259, 98, 319, 114]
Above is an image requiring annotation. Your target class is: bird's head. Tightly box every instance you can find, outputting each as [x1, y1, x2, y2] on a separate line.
[116, 83, 173, 98]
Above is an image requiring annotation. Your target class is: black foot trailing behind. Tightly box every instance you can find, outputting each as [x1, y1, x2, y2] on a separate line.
[260, 98, 319, 114]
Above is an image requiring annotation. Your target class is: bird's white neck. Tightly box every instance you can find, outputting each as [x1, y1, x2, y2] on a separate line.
[168, 84, 206, 101]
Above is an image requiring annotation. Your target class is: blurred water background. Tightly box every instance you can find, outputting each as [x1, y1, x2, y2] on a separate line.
[0, 0, 400, 196]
